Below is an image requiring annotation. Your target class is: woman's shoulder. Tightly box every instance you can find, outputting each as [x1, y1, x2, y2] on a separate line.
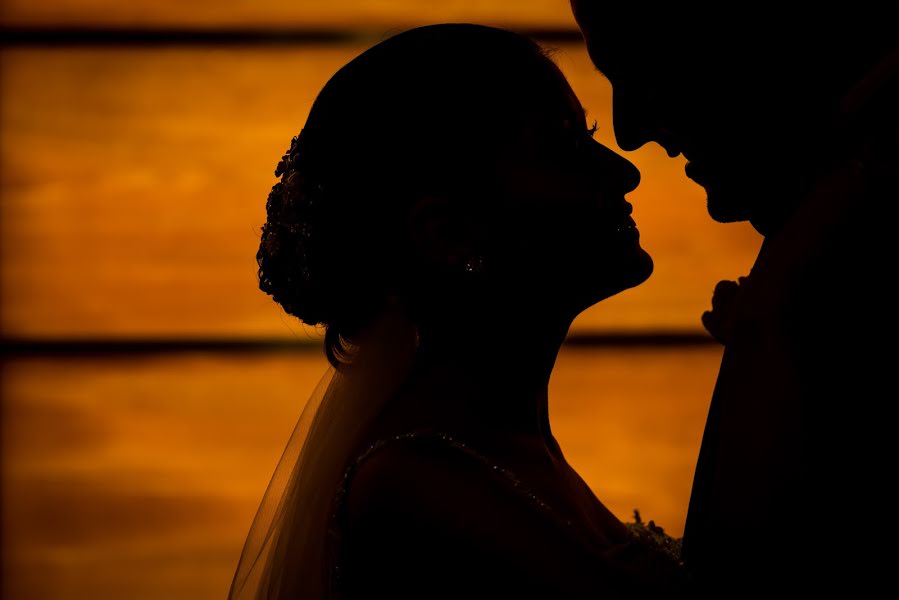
[334, 430, 599, 595]
[333, 430, 687, 597]
[338, 429, 531, 528]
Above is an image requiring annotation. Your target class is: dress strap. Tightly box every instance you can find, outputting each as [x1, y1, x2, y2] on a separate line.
[326, 428, 575, 595]
[337, 429, 571, 526]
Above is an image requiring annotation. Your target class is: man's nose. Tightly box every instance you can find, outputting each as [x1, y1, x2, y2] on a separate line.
[612, 87, 655, 152]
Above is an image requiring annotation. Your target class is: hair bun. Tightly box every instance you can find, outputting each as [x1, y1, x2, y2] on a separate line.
[257, 133, 331, 327]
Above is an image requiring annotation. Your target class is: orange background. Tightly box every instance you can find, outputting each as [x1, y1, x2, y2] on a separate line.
[1, 2, 761, 598]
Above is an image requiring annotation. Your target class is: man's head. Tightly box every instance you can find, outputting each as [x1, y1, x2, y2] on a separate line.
[571, 1, 895, 234]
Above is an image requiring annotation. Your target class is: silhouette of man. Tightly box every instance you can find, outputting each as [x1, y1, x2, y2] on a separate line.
[571, 2, 898, 593]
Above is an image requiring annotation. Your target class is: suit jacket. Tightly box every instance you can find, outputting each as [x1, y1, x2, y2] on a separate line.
[683, 50, 899, 595]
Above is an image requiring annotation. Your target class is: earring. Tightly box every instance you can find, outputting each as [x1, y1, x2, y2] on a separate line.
[464, 255, 485, 274]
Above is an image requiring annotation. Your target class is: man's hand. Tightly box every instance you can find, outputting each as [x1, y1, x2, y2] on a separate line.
[701, 277, 746, 345]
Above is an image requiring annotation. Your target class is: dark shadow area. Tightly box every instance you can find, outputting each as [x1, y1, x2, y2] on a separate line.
[571, 1, 899, 595]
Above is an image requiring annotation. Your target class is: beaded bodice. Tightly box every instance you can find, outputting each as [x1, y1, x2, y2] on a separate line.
[326, 429, 687, 597]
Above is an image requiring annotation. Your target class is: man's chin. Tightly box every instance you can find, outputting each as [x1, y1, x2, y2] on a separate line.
[705, 188, 753, 224]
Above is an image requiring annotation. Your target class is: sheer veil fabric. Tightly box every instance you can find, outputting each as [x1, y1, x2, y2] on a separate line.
[228, 305, 420, 599]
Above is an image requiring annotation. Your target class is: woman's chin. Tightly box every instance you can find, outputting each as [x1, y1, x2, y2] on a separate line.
[612, 241, 653, 278]
[566, 251, 652, 310]
[597, 249, 654, 298]
[629, 248, 654, 286]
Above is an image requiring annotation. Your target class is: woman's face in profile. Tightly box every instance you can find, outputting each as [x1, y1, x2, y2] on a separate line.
[486, 81, 653, 311]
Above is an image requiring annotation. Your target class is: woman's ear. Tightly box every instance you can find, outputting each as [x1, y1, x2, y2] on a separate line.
[406, 195, 480, 271]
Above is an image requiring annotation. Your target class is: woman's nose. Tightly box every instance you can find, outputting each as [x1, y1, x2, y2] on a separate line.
[618, 153, 641, 194]
[592, 142, 641, 195]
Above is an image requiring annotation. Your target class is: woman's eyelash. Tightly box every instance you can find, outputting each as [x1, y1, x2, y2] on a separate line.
[587, 120, 599, 137]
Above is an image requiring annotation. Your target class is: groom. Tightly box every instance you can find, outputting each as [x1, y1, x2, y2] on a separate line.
[571, 2, 898, 593]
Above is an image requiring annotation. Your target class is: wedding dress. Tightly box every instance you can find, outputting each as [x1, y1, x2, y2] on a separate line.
[228, 306, 686, 598]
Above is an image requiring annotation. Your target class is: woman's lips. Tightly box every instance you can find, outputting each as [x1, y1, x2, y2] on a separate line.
[596, 201, 639, 241]
[614, 216, 639, 240]
[601, 213, 638, 241]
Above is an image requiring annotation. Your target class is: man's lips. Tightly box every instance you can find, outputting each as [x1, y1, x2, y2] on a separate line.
[680, 146, 710, 186]
[684, 159, 707, 185]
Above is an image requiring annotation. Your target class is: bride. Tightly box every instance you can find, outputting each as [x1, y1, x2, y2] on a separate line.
[229, 23, 684, 599]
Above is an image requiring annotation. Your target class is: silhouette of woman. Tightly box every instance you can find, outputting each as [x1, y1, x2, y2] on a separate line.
[229, 24, 683, 599]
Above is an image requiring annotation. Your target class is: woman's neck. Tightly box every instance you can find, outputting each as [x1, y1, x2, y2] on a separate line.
[400, 303, 574, 451]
